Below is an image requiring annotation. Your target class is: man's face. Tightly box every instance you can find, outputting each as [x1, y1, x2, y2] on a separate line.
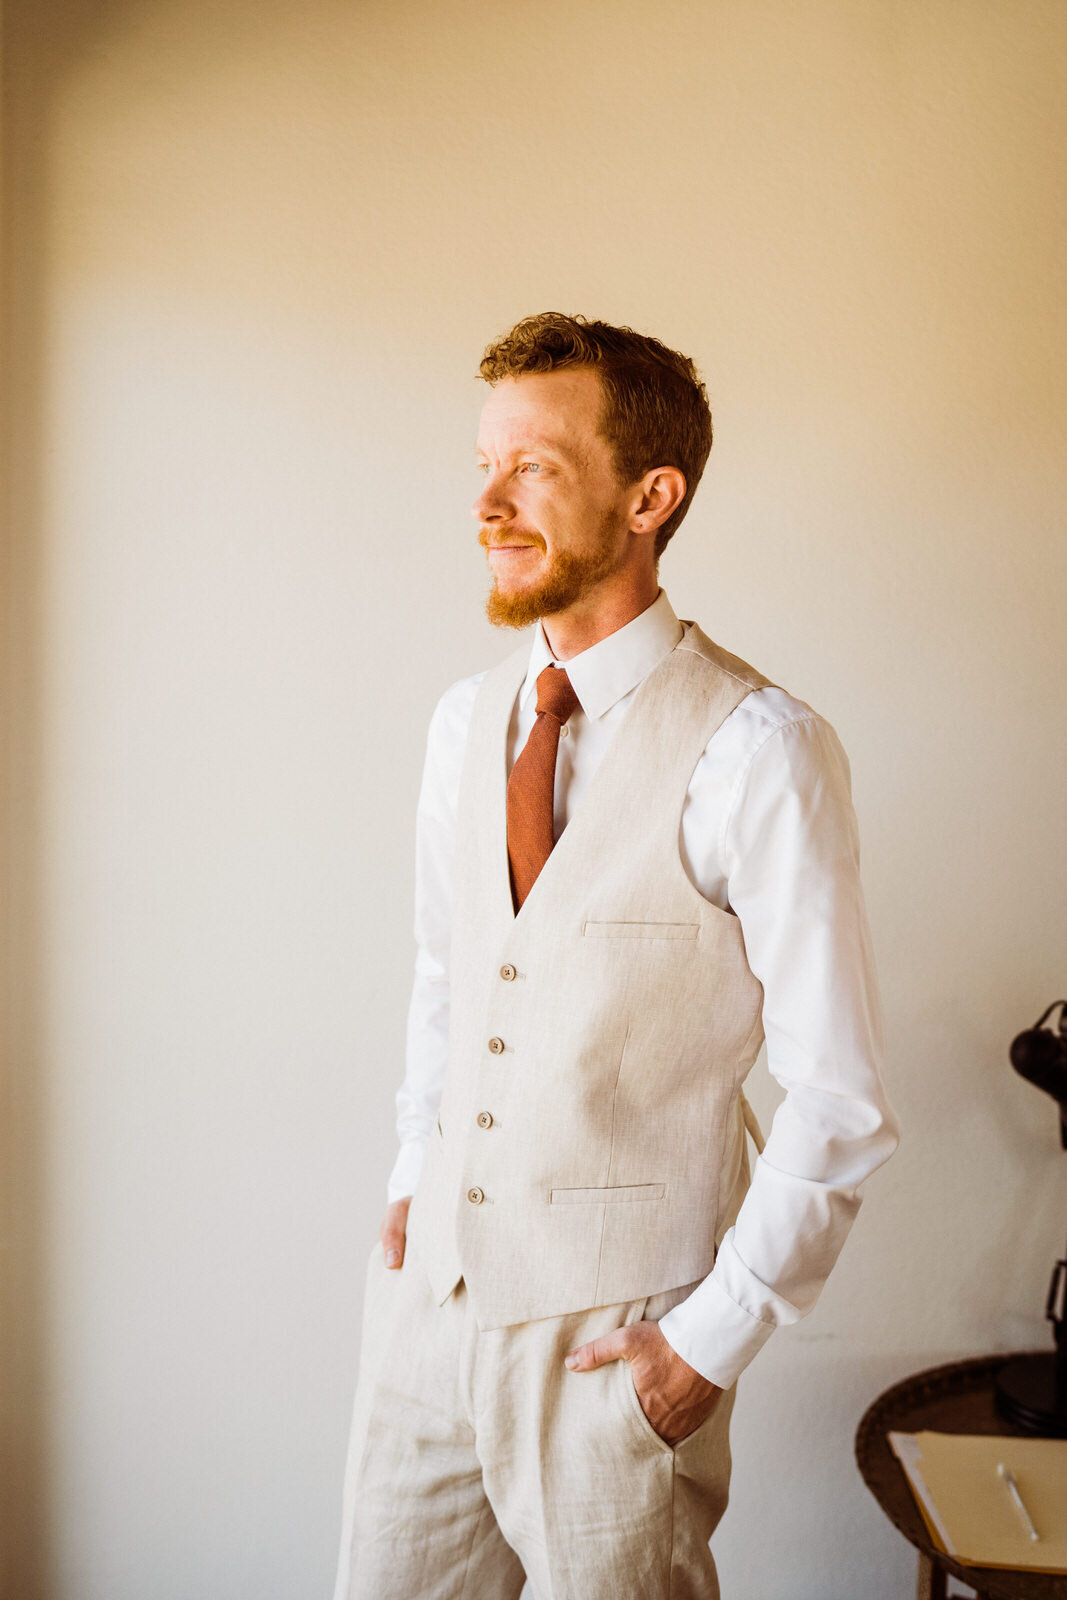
[473, 369, 636, 629]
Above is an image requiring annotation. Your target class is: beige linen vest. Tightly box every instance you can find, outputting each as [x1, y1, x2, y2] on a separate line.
[405, 620, 773, 1329]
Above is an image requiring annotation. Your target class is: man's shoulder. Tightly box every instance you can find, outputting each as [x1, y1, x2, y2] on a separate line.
[427, 668, 487, 751]
[416, 669, 489, 812]
[681, 624, 828, 738]
[679, 622, 774, 695]
[735, 681, 825, 737]
[714, 678, 852, 808]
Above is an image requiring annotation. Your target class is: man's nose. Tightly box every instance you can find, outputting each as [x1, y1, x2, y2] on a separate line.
[471, 470, 513, 522]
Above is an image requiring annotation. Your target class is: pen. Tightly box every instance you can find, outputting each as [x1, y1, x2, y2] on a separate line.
[997, 1462, 1040, 1542]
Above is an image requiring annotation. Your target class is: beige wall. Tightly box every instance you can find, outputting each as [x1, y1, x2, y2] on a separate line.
[4, 1, 1065, 1595]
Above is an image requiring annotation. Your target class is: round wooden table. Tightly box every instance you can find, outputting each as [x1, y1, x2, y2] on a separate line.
[855, 1354, 1067, 1600]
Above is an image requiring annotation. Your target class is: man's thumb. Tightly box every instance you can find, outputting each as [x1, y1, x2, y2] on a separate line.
[381, 1197, 411, 1269]
[564, 1331, 628, 1371]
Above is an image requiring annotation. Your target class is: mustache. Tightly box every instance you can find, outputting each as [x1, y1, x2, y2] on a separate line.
[477, 527, 546, 552]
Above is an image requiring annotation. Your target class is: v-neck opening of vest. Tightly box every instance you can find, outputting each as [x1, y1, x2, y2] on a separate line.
[503, 625, 696, 926]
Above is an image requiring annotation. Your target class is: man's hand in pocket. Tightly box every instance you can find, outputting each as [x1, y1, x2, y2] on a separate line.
[564, 1321, 723, 1445]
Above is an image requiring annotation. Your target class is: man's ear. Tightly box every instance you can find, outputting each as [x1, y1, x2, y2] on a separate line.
[629, 466, 686, 535]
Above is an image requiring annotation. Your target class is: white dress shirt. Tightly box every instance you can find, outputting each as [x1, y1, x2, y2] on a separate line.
[387, 588, 900, 1388]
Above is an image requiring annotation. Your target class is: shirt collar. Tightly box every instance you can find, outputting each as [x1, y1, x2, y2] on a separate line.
[518, 588, 685, 721]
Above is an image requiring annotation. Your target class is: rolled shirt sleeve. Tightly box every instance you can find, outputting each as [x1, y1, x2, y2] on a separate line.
[657, 712, 901, 1389]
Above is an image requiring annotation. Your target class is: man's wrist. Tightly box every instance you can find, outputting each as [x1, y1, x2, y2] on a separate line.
[658, 1274, 775, 1390]
[386, 1136, 428, 1204]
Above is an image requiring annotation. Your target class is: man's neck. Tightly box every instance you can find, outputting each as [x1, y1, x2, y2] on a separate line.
[540, 573, 661, 662]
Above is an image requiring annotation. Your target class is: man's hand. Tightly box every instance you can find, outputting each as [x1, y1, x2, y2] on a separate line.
[379, 1196, 412, 1269]
[564, 1321, 723, 1446]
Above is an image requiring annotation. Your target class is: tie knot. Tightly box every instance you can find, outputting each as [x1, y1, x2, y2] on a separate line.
[535, 664, 580, 725]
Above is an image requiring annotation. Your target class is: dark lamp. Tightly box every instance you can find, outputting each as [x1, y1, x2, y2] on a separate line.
[993, 998, 1067, 1436]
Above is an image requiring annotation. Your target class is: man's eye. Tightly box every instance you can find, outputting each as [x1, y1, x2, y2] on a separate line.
[476, 462, 489, 473]
[521, 462, 541, 473]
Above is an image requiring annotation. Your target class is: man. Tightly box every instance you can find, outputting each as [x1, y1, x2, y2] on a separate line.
[333, 313, 899, 1599]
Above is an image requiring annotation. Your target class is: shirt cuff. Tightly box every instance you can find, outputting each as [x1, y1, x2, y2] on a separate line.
[386, 1138, 427, 1204]
[657, 1271, 776, 1390]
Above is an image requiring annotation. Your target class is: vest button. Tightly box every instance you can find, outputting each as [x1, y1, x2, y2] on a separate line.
[488, 1036, 505, 1054]
[476, 1111, 493, 1128]
[466, 1186, 485, 1205]
[499, 964, 516, 982]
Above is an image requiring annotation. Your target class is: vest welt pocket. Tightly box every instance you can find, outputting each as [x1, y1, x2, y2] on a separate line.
[581, 920, 699, 940]
[549, 1183, 666, 1204]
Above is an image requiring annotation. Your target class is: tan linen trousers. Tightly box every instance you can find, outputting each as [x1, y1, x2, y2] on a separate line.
[332, 1238, 737, 1600]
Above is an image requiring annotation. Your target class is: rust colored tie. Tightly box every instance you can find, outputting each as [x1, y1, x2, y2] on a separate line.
[507, 664, 580, 912]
